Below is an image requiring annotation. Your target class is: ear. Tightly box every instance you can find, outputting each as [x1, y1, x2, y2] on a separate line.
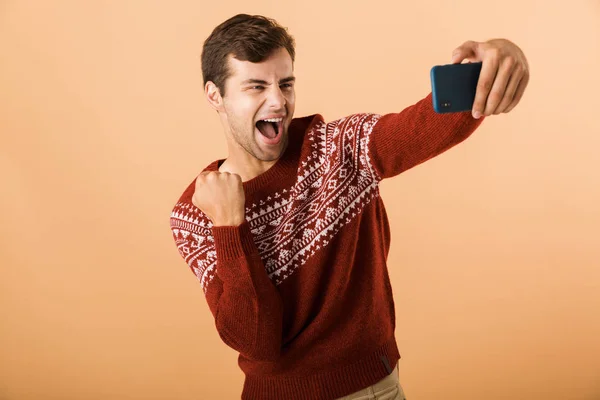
[205, 81, 224, 112]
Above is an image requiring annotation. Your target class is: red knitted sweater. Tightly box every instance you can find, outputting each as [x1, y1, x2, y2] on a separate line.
[170, 93, 484, 400]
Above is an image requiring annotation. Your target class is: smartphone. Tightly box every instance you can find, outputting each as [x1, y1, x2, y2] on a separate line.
[430, 62, 482, 113]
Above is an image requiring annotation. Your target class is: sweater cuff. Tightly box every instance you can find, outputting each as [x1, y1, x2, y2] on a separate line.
[212, 220, 258, 261]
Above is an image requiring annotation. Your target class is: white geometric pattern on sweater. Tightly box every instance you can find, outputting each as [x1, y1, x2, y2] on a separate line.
[170, 113, 382, 292]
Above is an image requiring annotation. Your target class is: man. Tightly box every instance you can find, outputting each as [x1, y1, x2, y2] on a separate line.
[169, 14, 529, 400]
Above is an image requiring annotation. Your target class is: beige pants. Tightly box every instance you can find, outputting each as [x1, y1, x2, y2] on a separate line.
[334, 363, 406, 400]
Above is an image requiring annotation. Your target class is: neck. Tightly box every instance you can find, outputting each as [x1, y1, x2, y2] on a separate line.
[218, 155, 278, 182]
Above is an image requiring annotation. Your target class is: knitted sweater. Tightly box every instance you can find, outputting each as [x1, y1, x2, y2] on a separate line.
[169, 93, 484, 400]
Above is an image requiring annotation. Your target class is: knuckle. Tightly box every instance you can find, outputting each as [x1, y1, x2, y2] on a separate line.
[514, 91, 524, 101]
[505, 55, 516, 69]
[513, 64, 523, 76]
[487, 47, 500, 59]
[488, 91, 503, 104]
[498, 98, 510, 109]
[479, 79, 493, 91]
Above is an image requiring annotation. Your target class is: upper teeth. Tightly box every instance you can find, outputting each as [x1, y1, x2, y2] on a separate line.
[262, 118, 283, 122]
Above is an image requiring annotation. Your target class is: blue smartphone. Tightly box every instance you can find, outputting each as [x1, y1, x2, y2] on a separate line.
[430, 62, 482, 113]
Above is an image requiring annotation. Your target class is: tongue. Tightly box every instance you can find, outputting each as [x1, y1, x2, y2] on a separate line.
[257, 121, 277, 139]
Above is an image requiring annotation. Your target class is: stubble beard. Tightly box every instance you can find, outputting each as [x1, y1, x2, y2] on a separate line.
[229, 118, 287, 162]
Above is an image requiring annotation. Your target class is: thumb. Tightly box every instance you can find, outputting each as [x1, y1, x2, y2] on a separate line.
[451, 40, 479, 64]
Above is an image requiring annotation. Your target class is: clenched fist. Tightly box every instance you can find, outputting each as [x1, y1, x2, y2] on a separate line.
[192, 171, 246, 227]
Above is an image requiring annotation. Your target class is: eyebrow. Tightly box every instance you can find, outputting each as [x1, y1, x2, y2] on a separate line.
[241, 77, 296, 86]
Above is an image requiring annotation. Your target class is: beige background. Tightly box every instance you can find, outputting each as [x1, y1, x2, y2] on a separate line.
[1, 1, 599, 399]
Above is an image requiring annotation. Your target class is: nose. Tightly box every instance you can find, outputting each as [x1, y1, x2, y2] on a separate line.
[266, 85, 286, 110]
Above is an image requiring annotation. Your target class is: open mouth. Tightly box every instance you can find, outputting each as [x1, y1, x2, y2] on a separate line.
[256, 118, 283, 143]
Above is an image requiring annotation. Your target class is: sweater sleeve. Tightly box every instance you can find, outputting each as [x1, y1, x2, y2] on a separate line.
[367, 92, 485, 180]
[171, 216, 283, 361]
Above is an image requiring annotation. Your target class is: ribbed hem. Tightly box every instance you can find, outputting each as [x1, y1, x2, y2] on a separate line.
[212, 221, 258, 261]
[241, 337, 401, 400]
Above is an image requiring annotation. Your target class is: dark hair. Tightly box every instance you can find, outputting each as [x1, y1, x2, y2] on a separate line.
[201, 14, 296, 96]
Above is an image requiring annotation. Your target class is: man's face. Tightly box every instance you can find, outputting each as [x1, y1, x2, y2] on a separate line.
[219, 47, 296, 162]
